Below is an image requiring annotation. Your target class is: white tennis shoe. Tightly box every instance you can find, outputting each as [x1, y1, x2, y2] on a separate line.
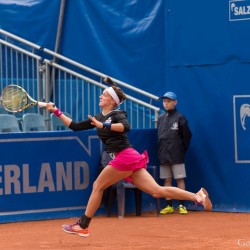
[196, 187, 212, 211]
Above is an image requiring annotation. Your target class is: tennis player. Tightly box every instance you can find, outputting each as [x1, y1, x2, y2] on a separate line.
[45, 77, 212, 237]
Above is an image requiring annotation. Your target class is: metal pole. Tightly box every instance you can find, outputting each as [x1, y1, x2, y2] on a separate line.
[54, 0, 66, 55]
[50, 0, 66, 98]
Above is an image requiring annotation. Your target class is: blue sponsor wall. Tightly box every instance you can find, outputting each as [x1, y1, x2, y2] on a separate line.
[0, 129, 160, 223]
[1, 0, 250, 215]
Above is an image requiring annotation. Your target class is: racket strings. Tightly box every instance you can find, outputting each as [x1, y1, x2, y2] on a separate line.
[1, 86, 28, 112]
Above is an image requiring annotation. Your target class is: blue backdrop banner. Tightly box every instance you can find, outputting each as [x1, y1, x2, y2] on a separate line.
[1, 0, 250, 217]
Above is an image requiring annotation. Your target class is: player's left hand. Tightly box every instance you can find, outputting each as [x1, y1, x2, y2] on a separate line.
[88, 115, 103, 128]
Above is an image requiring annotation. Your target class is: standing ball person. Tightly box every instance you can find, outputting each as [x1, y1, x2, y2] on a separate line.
[45, 78, 211, 237]
[158, 91, 192, 215]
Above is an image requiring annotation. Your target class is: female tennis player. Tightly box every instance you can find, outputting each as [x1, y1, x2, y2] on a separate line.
[45, 77, 212, 237]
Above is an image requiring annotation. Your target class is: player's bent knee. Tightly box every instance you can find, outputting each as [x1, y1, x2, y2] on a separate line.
[150, 188, 162, 198]
[92, 180, 108, 193]
[152, 193, 161, 198]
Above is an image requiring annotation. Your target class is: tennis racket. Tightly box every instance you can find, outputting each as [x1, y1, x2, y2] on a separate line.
[0, 84, 47, 112]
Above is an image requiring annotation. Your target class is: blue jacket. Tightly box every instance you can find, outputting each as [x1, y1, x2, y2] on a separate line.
[157, 108, 192, 164]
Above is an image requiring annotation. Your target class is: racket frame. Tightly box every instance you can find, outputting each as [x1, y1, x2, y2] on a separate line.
[0, 84, 47, 112]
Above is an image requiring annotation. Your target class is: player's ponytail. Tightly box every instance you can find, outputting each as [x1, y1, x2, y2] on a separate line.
[103, 76, 126, 104]
[103, 77, 116, 86]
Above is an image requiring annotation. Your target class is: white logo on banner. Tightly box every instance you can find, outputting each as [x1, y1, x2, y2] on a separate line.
[229, 0, 250, 21]
[240, 104, 250, 130]
[233, 95, 250, 163]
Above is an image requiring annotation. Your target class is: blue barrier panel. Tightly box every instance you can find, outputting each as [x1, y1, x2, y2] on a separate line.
[0, 129, 159, 223]
[0, 130, 102, 223]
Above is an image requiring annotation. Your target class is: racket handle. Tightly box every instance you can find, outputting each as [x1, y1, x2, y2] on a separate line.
[37, 101, 47, 107]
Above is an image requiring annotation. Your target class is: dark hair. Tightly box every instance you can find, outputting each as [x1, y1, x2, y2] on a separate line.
[103, 76, 126, 103]
[103, 76, 115, 86]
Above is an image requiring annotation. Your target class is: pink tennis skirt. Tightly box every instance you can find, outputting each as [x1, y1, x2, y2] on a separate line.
[108, 148, 149, 183]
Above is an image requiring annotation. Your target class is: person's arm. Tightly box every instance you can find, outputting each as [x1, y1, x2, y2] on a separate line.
[179, 117, 192, 150]
[46, 102, 72, 126]
[46, 102, 94, 131]
[88, 115, 125, 132]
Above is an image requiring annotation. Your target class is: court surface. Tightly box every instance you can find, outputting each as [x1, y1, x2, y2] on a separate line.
[0, 211, 249, 250]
